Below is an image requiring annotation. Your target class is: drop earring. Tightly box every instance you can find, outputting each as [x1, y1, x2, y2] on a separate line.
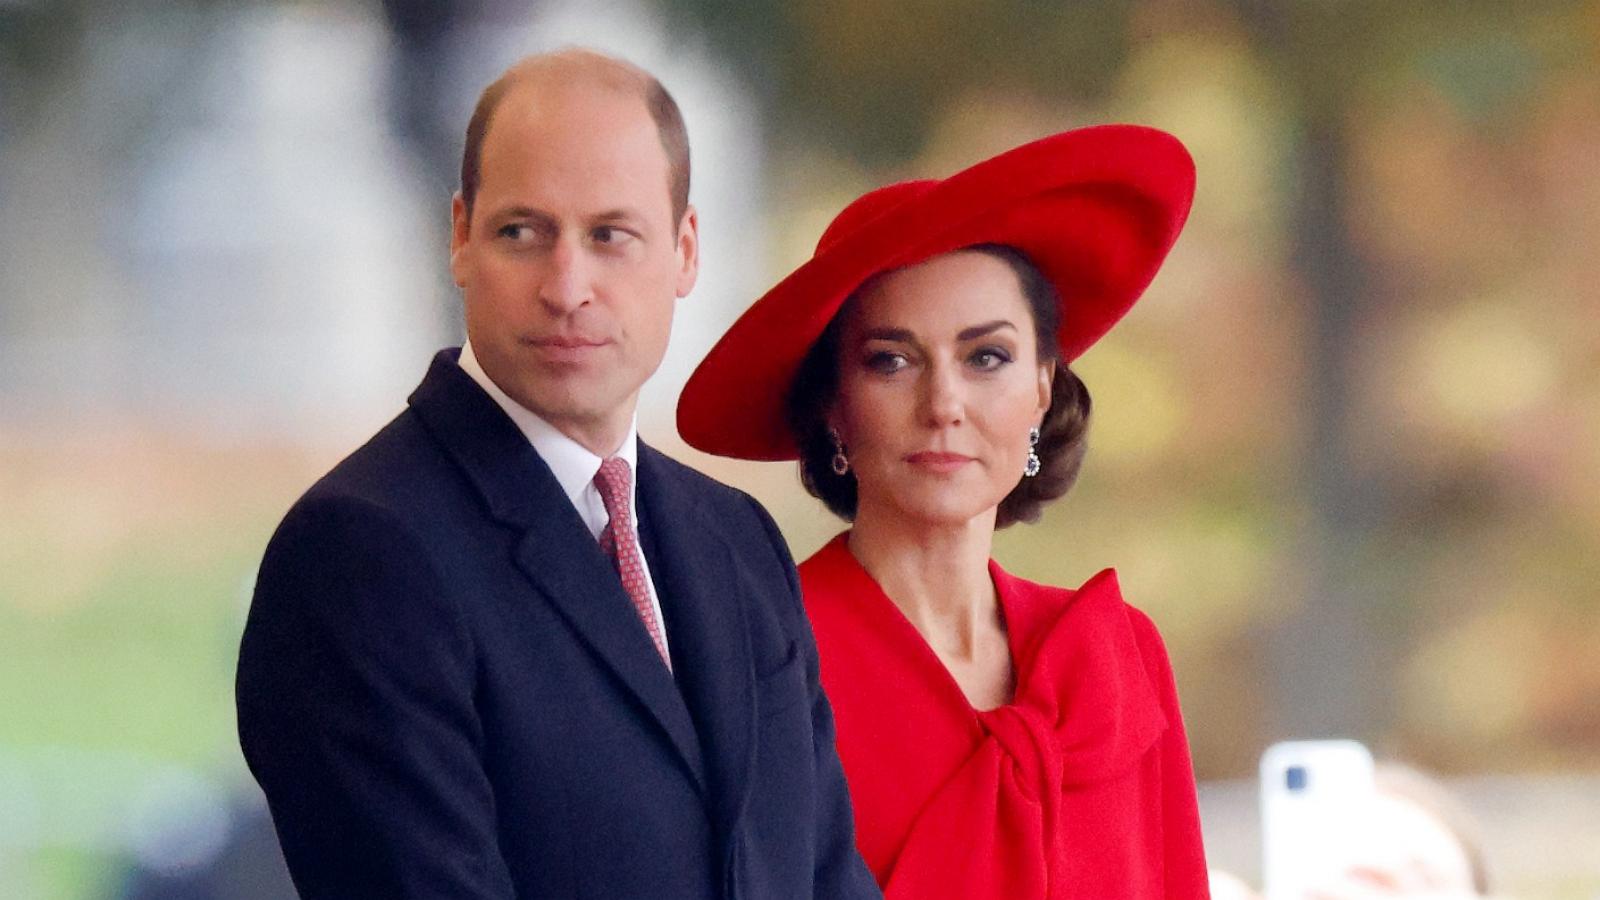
[1024, 426, 1041, 477]
[829, 429, 850, 476]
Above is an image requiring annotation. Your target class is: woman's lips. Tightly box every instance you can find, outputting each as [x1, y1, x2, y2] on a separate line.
[905, 451, 975, 473]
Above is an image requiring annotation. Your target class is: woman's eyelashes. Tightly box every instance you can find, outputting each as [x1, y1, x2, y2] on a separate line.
[968, 345, 1013, 371]
[859, 343, 1014, 376]
[864, 349, 910, 374]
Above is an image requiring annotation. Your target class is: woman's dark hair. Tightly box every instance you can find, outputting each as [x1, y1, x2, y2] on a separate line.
[784, 244, 1092, 528]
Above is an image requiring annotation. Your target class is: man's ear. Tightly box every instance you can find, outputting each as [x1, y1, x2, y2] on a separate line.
[449, 192, 471, 288]
[674, 204, 699, 298]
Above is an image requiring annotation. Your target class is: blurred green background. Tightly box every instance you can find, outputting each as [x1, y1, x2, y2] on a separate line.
[3, 0, 1597, 896]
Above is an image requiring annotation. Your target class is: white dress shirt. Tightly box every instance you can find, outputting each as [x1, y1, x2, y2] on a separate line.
[456, 341, 670, 660]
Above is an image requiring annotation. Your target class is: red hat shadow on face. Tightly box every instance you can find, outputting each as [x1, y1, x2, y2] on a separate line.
[677, 124, 1196, 462]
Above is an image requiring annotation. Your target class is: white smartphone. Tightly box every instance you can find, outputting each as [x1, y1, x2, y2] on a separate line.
[1259, 739, 1376, 900]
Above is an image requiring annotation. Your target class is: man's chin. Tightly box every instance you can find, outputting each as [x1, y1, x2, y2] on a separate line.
[517, 378, 640, 432]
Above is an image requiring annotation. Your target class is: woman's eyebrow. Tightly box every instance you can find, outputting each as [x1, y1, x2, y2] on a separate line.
[956, 320, 1016, 341]
[860, 326, 917, 343]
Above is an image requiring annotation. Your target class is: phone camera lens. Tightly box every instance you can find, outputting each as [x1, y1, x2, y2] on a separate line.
[1285, 765, 1308, 792]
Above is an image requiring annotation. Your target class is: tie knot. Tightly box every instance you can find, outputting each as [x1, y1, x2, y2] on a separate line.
[593, 456, 632, 523]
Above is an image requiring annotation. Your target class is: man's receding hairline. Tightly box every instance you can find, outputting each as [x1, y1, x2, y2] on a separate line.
[462, 48, 691, 226]
[502, 48, 657, 96]
[475, 54, 655, 165]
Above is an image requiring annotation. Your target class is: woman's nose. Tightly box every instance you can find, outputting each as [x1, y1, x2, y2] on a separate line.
[920, 361, 964, 427]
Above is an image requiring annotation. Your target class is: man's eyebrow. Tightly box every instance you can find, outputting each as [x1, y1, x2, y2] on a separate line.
[956, 320, 1017, 341]
[487, 206, 558, 227]
[591, 207, 646, 224]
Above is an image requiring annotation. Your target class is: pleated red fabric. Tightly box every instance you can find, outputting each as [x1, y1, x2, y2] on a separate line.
[799, 534, 1211, 899]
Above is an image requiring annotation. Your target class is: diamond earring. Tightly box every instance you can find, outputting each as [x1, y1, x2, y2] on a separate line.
[1024, 425, 1041, 477]
[829, 429, 850, 476]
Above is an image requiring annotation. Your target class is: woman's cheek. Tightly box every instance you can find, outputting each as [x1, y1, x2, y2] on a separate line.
[843, 382, 899, 446]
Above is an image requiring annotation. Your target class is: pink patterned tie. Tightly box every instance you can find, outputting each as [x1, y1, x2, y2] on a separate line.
[593, 457, 671, 670]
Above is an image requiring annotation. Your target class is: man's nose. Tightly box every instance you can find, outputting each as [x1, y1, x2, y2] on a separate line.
[920, 361, 964, 427]
[537, 238, 592, 314]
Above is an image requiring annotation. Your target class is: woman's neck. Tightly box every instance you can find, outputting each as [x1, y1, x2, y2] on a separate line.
[847, 504, 1000, 662]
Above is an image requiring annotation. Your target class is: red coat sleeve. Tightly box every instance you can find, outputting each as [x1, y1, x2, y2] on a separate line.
[1128, 607, 1212, 897]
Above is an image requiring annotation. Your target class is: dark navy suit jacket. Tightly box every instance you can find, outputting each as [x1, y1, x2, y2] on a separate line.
[236, 350, 879, 899]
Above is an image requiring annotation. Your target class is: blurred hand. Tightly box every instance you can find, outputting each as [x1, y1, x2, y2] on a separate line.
[1304, 859, 1483, 899]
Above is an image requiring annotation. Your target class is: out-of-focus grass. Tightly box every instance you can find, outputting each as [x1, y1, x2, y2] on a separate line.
[0, 432, 336, 900]
[20, 847, 118, 900]
[0, 549, 245, 760]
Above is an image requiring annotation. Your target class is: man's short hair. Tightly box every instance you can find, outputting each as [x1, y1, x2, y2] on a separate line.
[458, 49, 691, 227]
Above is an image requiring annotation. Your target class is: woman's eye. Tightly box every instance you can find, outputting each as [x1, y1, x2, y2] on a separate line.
[865, 352, 908, 374]
[970, 347, 1013, 370]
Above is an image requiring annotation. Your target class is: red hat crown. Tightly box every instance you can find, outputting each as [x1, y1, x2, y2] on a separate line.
[815, 180, 937, 255]
[677, 125, 1196, 461]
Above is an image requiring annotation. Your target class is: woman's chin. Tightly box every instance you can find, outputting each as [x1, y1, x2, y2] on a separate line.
[867, 494, 1001, 532]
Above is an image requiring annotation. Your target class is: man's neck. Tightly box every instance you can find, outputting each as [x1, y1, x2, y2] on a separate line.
[556, 420, 631, 459]
[455, 340, 638, 460]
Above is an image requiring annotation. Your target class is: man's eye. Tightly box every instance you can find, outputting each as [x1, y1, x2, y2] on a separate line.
[593, 226, 633, 245]
[498, 224, 536, 241]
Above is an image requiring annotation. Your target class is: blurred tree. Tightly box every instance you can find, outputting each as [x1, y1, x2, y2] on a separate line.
[1225, 0, 1591, 742]
[656, 0, 1135, 166]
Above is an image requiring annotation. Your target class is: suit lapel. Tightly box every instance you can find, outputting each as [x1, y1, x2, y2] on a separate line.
[636, 444, 755, 837]
[407, 350, 707, 795]
[510, 526, 708, 795]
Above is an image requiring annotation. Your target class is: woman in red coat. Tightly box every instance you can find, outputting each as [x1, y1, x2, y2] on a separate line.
[678, 126, 1209, 898]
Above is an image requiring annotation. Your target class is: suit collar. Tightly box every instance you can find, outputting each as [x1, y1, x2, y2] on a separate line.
[408, 349, 709, 793]
[408, 348, 552, 530]
[457, 340, 643, 541]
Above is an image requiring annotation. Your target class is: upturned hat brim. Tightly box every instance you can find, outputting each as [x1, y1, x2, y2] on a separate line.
[677, 124, 1196, 461]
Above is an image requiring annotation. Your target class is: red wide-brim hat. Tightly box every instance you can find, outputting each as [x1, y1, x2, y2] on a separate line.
[677, 124, 1196, 461]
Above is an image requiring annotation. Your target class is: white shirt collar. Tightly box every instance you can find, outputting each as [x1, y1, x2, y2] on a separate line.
[457, 341, 640, 540]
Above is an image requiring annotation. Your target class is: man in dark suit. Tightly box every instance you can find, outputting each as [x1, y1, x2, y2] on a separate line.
[235, 49, 879, 899]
